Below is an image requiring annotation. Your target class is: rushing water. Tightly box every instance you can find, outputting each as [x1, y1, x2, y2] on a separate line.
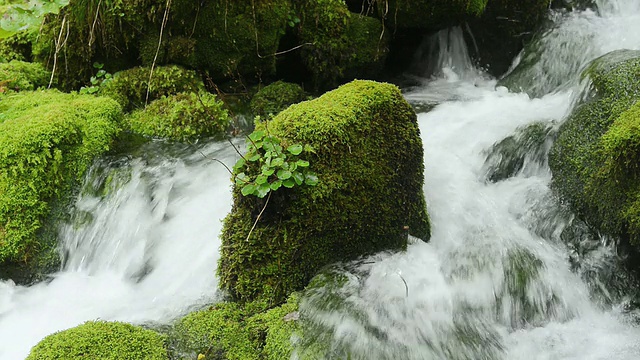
[2, 0, 640, 359]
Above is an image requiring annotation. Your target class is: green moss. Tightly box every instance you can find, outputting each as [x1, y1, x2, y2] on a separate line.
[219, 80, 430, 304]
[296, 2, 389, 88]
[0, 31, 35, 63]
[125, 91, 230, 141]
[249, 81, 308, 118]
[550, 50, 640, 247]
[99, 65, 203, 112]
[0, 90, 121, 265]
[190, 0, 291, 81]
[249, 293, 301, 360]
[0, 60, 51, 92]
[381, 0, 489, 29]
[26, 321, 168, 360]
[139, 34, 198, 69]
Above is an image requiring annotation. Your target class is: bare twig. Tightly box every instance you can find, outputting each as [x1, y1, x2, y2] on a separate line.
[88, 0, 102, 47]
[246, 191, 271, 242]
[146, 0, 172, 105]
[49, 15, 69, 89]
[397, 272, 409, 297]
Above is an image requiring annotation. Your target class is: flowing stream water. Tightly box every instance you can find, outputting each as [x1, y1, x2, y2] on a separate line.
[2, 0, 640, 359]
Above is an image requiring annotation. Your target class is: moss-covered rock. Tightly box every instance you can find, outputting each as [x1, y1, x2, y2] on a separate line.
[126, 91, 230, 141]
[296, 1, 389, 88]
[99, 65, 203, 112]
[219, 80, 430, 304]
[0, 90, 121, 268]
[26, 321, 168, 360]
[170, 294, 301, 360]
[0, 31, 35, 63]
[381, 0, 488, 29]
[549, 50, 640, 250]
[249, 81, 307, 118]
[0, 60, 51, 92]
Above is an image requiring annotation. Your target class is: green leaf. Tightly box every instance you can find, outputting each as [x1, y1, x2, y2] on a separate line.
[277, 169, 292, 180]
[248, 130, 265, 142]
[270, 180, 282, 191]
[293, 172, 304, 185]
[257, 183, 271, 198]
[283, 178, 295, 188]
[287, 144, 303, 155]
[305, 173, 319, 186]
[261, 166, 275, 176]
[247, 153, 260, 162]
[296, 160, 309, 167]
[255, 174, 268, 185]
[235, 172, 249, 185]
[242, 184, 257, 196]
[271, 157, 284, 167]
[233, 158, 246, 171]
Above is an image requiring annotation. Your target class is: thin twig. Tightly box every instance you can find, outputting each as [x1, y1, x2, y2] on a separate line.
[88, 0, 102, 47]
[198, 150, 233, 175]
[146, 0, 172, 105]
[397, 272, 409, 297]
[246, 191, 271, 242]
[49, 14, 69, 89]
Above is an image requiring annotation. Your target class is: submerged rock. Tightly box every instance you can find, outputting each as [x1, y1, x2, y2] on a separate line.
[26, 321, 168, 360]
[0, 90, 121, 281]
[219, 80, 430, 304]
[549, 50, 640, 258]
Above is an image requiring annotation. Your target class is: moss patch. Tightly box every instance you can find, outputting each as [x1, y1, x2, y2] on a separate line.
[219, 80, 430, 304]
[550, 50, 640, 248]
[26, 321, 167, 360]
[0, 60, 51, 93]
[126, 91, 230, 141]
[249, 81, 308, 118]
[381, 0, 489, 29]
[0, 90, 121, 265]
[98, 65, 203, 112]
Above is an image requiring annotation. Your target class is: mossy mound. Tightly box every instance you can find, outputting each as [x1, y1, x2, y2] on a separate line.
[26, 321, 167, 360]
[219, 80, 430, 304]
[171, 294, 301, 360]
[0, 90, 121, 267]
[99, 65, 203, 112]
[549, 50, 640, 250]
[126, 91, 230, 141]
[296, 1, 389, 88]
[0, 60, 51, 92]
[249, 81, 307, 118]
[381, 0, 488, 29]
[0, 31, 35, 63]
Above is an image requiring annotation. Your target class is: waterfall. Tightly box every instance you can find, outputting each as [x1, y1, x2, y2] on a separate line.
[2, 0, 640, 358]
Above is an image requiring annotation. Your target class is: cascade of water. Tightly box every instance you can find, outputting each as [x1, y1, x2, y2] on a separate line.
[1, 0, 640, 359]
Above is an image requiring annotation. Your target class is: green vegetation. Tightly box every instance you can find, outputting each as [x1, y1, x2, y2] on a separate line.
[170, 294, 301, 360]
[380, 0, 489, 29]
[125, 91, 230, 141]
[98, 65, 203, 112]
[0, 90, 121, 265]
[249, 81, 307, 118]
[233, 128, 318, 198]
[219, 80, 430, 305]
[0, 60, 51, 92]
[0, 0, 69, 39]
[550, 50, 640, 248]
[26, 321, 167, 360]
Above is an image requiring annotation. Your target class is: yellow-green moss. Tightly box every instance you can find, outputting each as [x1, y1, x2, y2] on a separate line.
[0, 60, 51, 92]
[0, 90, 121, 264]
[550, 50, 640, 246]
[249, 81, 308, 118]
[219, 80, 430, 304]
[98, 65, 203, 112]
[0, 31, 35, 63]
[26, 321, 168, 360]
[126, 91, 230, 141]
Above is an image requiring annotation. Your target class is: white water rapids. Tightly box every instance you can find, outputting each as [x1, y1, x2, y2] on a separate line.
[2, 0, 640, 358]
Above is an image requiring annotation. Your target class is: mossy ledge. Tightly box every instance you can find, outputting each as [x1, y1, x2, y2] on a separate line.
[219, 80, 430, 305]
[549, 50, 640, 254]
[0, 90, 121, 275]
[26, 321, 168, 360]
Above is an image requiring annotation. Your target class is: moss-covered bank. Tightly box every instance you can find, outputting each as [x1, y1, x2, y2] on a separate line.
[219, 80, 430, 305]
[0, 90, 121, 274]
[549, 50, 640, 253]
[26, 321, 168, 360]
[0, 60, 51, 92]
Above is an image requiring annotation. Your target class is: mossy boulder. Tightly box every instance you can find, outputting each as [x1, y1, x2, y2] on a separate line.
[0, 31, 35, 63]
[26, 321, 168, 360]
[549, 50, 640, 252]
[296, 1, 389, 88]
[0, 60, 51, 93]
[125, 91, 230, 141]
[170, 294, 301, 360]
[249, 81, 308, 118]
[0, 90, 121, 273]
[99, 65, 203, 112]
[381, 0, 488, 29]
[219, 80, 430, 304]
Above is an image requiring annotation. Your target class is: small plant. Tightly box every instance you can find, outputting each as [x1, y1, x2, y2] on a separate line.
[80, 62, 112, 94]
[233, 126, 318, 198]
